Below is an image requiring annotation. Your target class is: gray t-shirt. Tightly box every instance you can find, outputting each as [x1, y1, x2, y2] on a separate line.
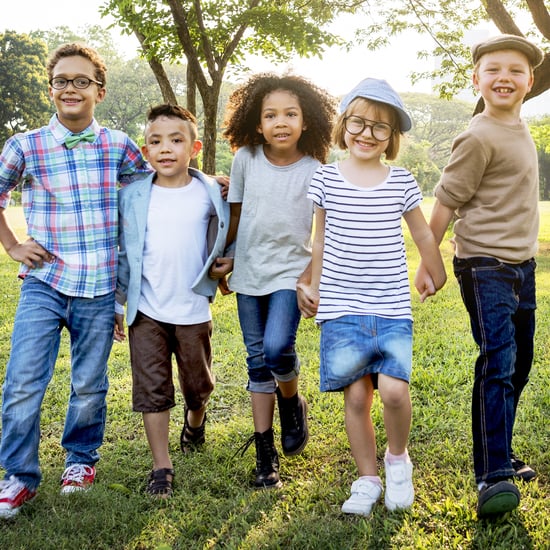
[227, 145, 318, 295]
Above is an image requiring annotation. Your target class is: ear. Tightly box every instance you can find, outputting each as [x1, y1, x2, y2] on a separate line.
[141, 144, 149, 160]
[256, 124, 263, 134]
[472, 71, 480, 91]
[95, 87, 106, 105]
[190, 140, 203, 159]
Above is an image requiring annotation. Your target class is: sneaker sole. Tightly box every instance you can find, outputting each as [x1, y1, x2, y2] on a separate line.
[477, 482, 520, 518]
[255, 480, 283, 490]
[0, 494, 36, 519]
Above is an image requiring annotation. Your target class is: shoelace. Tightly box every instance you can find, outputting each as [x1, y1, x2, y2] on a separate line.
[62, 464, 94, 483]
[233, 434, 255, 458]
[0, 476, 25, 497]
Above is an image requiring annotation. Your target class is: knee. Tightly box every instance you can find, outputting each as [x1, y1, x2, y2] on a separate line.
[379, 381, 410, 409]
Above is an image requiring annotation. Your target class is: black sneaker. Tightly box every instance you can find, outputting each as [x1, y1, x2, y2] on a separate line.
[276, 389, 309, 456]
[477, 480, 520, 518]
[511, 455, 537, 482]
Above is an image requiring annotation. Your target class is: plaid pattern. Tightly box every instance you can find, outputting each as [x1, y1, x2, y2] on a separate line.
[0, 115, 150, 297]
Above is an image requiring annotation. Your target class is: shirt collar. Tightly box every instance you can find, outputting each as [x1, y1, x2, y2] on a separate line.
[49, 114, 100, 144]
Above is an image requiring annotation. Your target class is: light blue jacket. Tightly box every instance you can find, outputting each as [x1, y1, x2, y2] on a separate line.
[116, 168, 230, 326]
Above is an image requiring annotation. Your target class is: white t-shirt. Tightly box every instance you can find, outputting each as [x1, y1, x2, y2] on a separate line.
[308, 163, 422, 322]
[138, 178, 215, 324]
[227, 145, 318, 295]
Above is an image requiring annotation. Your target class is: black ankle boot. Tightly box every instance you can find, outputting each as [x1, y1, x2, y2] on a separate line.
[254, 429, 282, 489]
[276, 388, 309, 456]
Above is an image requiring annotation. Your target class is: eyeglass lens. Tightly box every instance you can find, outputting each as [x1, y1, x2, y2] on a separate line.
[345, 116, 393, 141]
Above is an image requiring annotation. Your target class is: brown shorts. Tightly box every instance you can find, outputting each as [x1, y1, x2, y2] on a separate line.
[129, 311, 214, 413]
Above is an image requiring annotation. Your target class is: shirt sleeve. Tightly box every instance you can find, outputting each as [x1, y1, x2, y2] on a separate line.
[0, 136, 23, 208]
[434, 130, 488, 210]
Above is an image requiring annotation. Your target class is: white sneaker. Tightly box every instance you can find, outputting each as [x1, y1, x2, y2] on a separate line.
[341, 477, 382, 516]
[384, 459, 414, 510]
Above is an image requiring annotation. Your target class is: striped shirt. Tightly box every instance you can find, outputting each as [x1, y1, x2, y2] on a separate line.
[0, 115, 150, 298]
[308, 163, 422, 322]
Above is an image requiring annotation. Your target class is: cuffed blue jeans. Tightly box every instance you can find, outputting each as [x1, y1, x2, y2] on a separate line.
[453, 256, 536, 484]
[236, 290, 301, 393]
[0, 277, 113, 490]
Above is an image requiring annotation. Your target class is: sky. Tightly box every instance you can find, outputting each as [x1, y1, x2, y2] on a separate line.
[3, 0, 548, 115]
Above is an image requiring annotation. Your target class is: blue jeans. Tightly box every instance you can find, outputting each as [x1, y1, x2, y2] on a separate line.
[0, 277, 114, 490]
[453, 257, 536, 484]
[236, 291, 301, 393]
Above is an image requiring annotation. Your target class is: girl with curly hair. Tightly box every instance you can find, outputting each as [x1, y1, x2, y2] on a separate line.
[211, 73, 335, 489]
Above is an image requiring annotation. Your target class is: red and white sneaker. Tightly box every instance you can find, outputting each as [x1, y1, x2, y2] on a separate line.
[60, 464, 96, 494]
[0, 476, 36, 519]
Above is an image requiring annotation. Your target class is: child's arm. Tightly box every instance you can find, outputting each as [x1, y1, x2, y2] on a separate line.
[209, 202, 241, 280]
[296, 206, 325, 317]
[0, 208, 54, 268]
[414, 199, 455, 299]
[404, 206, 447, 302]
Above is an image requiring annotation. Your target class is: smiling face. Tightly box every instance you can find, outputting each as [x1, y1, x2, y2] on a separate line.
[343, 102, 394, 163]
[473, 49, 534, 119]
[256, 89, 306, 155]
[142, 115, 202, 187]
[48, 55, 105, 133]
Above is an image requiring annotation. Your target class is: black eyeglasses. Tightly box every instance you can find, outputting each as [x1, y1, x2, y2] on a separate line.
[49, 76, 103, 90]
[344, 116, 394, 141]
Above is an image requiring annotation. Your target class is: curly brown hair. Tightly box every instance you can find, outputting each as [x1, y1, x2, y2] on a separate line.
[47, 43, 107, 87]
[223, 73, 336, 163]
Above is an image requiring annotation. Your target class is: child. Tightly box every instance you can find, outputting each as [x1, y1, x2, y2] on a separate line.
[298, 78, 446, 516]
[114, 104, 230, 498]
[211, 73, 336, 488]
[417, 34, 544, 518]
[0, 43, 150, 518]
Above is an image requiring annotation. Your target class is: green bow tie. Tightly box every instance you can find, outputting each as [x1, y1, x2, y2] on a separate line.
[64, 129, 96, 149]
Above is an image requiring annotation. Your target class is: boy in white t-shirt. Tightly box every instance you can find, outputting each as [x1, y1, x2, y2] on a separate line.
[114, 104, 230, 498]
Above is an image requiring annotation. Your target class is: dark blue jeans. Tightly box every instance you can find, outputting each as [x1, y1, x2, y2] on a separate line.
[453, 256, 536, 484]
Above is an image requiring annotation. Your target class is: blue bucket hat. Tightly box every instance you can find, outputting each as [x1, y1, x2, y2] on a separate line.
[339, 78, 412, 132]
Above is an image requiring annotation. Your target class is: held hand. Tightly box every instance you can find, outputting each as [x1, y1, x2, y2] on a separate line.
[296, 282, 320, 318]
[217, 275, 233, 296]
[114, 313, 126, 342]
[414, 264, 437, 303]
[209, 257, 233, 280]
[213, 175, 230, 200]
[8, 238, 55, 269]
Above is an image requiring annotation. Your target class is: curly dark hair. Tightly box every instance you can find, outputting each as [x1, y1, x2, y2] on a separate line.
[47, 43, 107, 87]
[223, 73, 336, 163]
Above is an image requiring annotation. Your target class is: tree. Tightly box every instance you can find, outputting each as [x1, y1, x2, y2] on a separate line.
[102, 0, 347, 174]
[354, 0, 549, 112]
[529, 116, 550, 199]
[0, 31, 51, 143]
[401, 93, 473, 170]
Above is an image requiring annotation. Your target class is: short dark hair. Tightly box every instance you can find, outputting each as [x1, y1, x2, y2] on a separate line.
[47, 43, 106, 87]
[146, 104, 198, 141]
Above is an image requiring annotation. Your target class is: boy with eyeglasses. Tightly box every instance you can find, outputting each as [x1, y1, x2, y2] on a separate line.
[0, 42, 150, 518]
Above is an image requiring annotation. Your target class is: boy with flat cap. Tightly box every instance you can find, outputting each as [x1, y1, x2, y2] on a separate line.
[416, 33, 544, 518]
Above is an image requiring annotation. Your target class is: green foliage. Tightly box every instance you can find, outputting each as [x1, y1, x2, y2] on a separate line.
[529, 119, 550, 200]
[101, 0, 352, 173]
[0, 201, 549, 548]
[0, 31, 51, 142]
[353, 0, 549, 103]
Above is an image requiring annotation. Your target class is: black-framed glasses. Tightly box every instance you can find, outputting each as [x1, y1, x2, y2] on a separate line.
[344, 115, 394, 141]
[49, 76, 103, 90]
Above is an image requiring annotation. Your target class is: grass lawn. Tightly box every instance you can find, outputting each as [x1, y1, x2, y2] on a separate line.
[0, 201, 549, 549]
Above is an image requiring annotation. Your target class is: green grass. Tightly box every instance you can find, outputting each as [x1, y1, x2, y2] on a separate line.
[0, 201, 549, 549]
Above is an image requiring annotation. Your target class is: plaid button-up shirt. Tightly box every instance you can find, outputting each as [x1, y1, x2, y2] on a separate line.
[0, 115, 150, 298]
